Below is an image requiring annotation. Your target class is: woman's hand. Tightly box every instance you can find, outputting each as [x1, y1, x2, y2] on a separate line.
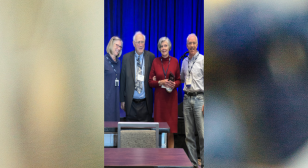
[170, 81, 175, 89]
[161, 80, 175, 89]
[153, 76, 156, 81]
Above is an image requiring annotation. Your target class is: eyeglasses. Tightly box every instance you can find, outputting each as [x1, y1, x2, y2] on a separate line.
[113, 38, 123, 49]
[115, 44, 122, 49]
[135, 41, 145, 45]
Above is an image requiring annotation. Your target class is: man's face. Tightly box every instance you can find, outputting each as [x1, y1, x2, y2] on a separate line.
[133, 34, 145, 55]
[186, 35, 198, 56]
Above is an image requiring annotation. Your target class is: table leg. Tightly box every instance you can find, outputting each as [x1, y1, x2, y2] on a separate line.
[160, 133, 168, 148]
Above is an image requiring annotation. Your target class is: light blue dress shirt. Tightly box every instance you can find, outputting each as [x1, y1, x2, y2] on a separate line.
[133, 51, 145, 99]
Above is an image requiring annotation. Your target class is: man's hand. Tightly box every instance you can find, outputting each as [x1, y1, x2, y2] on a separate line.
[202, 105, 204, 116]
[121, 102, 125, 111]
[153, 76, 156, 81]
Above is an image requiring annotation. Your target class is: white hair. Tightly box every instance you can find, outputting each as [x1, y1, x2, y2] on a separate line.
[157, 37, 172, 51]
[133, 31, 146, 41]
[186, 33, 198, 44]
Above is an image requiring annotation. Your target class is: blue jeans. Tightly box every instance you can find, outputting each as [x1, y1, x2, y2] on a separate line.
[183, 93, 204, 167]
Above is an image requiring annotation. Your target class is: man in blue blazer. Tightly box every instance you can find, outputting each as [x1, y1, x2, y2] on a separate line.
[120, 31, 155, 121]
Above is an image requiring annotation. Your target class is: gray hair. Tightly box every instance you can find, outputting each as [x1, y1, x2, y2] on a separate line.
[186, 33, 198, 44]
[157, 37, 172, 51]
[106, 36, 123, 58]
[133, 31, 146, 42]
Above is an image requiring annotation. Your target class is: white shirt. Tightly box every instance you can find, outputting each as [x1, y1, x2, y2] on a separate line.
[180, 51, 204, 92]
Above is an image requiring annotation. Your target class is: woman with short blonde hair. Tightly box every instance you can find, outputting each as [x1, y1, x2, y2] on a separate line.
[105, 36, 123, 121]
[106, 36, 123, 58]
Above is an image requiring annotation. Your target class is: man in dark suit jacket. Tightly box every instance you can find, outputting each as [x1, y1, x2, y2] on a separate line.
[120, 31, 155, 121]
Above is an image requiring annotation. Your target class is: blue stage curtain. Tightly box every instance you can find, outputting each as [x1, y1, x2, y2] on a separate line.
[105, 0, 204, 105]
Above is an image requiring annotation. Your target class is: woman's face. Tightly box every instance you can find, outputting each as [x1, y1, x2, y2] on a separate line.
[112, 40, 122, 56]
[160, 41, 169, 57]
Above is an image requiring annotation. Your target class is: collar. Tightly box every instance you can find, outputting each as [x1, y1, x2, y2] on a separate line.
[188, 51, 199, 61]
[106, 53, 118, 63]
[135, 51, 144, 58]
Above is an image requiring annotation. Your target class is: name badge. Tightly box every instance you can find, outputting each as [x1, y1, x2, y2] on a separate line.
[137, 74, 144, 81]
[186, 76, 192, 87]
[115, 78, 119, 86]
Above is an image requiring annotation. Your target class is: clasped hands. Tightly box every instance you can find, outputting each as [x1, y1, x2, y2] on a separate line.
[153, 76, 175, 89]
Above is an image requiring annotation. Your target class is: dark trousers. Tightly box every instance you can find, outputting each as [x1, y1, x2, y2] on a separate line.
[126, 100, 152, 122]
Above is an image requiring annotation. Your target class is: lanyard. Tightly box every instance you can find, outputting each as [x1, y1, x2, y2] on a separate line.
[105, 55, 118, 77]
[188, 54, 199, 75]
[161, 57, 171, 79]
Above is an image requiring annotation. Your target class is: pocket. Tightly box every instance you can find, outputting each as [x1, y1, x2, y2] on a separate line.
[196, 94, 204, 100]
[104, 66, 111, 74]
[183, 94, 189, 100]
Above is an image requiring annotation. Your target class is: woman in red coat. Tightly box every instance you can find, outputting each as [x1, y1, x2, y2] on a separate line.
[149, 37, 181, 148]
